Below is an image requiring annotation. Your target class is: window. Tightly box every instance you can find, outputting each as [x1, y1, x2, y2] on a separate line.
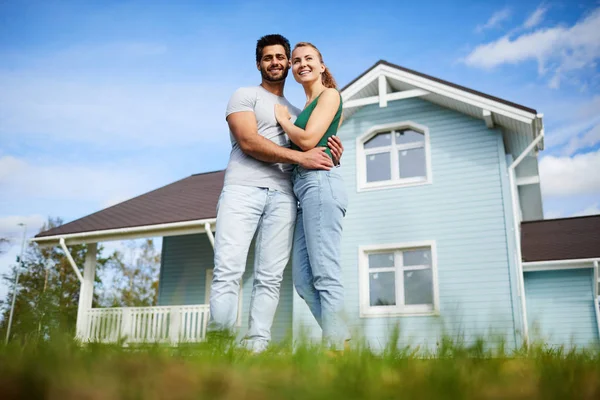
[206, 269, 243, 327]
[359, 242, 439, 317]
[357, 122, 431, 191]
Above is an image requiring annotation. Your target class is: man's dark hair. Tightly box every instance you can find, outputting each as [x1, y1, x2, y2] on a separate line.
[256, 34, 291, 63]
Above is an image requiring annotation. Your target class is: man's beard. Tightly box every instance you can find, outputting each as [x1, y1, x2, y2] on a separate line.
[261, 66, 289, 82]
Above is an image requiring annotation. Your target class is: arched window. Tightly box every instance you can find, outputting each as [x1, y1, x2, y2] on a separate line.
[356, 122, 432, 191]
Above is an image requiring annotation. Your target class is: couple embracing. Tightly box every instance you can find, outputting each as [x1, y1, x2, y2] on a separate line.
[207, 34, 349, 353]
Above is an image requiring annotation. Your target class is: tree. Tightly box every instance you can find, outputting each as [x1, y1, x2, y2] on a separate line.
[0, 217, 112, 342]
[104, 239, 160, 307]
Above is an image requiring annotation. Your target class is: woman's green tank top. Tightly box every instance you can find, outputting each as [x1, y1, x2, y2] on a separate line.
[291, 90, 343, 158]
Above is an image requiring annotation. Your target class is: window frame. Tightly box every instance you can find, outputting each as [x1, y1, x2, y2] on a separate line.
[356, 121, 432, 191]
[205, 269, 243, 327]
[358, 241, 440, 318]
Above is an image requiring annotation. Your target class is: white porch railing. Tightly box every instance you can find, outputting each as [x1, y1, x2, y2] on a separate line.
[80, 305, 210, 344]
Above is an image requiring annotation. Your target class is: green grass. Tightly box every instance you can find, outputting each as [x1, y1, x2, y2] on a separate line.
[1, 332, 599, 400]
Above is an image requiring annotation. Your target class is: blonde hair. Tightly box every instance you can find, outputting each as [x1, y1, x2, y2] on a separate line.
[293, 42, 337, 89]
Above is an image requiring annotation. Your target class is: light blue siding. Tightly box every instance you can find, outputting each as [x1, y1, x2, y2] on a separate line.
[159, 234, 293, 342]
[293, 97, 519, 350]
[158, 234, 211, 305]
[525, 268, 599, 348]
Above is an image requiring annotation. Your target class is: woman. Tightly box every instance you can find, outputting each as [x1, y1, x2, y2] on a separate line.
[274, 42, 350, 351]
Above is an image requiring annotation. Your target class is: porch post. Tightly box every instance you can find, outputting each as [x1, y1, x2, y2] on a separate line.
[76, 243, 97, 340]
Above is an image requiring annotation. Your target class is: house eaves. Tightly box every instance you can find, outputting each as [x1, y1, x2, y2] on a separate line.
[340, 60, 544, 150]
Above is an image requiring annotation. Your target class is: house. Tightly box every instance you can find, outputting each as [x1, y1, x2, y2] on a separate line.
[32, 60, 600, 349]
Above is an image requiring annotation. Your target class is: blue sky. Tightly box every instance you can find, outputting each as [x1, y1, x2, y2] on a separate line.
[1, 0, 599, 299]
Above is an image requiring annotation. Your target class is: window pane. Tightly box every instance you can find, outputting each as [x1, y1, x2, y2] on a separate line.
[368, 253, 394, 269]
[404, 269, 433, 305]
[364, 132, 392, 149]
[395, 129, 424, 145]
[403, 249, 432, 267]
[366, 152, 391, 182]
[398, 148, 426, 179]
[369, 272, 396, 306]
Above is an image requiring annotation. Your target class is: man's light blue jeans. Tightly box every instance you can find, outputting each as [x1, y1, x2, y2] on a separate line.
[292, 166, 351, 350]
[208, 184, 296, 352]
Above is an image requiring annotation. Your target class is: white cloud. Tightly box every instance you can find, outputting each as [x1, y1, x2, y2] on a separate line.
[476, 8, 512, 33]
[544, 210, 564, 219]
[539, 149, 600, 197]
[544, 103, 600, 151]
[0, 155, 162, 204]
[523, 5, 548, 29]
[562, 123, 600, 156]
[573, 203, 600, 216]
[464, 7, 600, 88]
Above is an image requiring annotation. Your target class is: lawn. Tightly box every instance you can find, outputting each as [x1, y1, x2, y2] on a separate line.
[1, 332, 599, 400]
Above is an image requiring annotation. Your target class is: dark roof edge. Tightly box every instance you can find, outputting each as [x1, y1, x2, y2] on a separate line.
[191, 169, 226, 177]
[34, 173, 212, 238]
[340, 59, 537, 115]
[33, 216, 216, 241]
[522, 214, 600, 225]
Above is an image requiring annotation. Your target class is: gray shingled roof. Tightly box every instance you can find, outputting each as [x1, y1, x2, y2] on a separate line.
[35, 170, 225, 238]
[521, 215, 600, 262]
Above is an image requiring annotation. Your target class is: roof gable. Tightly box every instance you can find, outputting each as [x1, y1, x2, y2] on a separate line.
[340, 60, 543, 148]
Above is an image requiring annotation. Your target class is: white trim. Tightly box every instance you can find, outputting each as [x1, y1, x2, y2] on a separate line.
[594, 297, 600, 341]
[205, 268, 242, 327]
[204, 222, 215, 248]
[593, 261, 599, 299]
[31, 218, 217, 247]
[483, 109, 494, 128]
[341, 69, 380, 102]
[593, 261, 600, 339]
[59, 238, 84, 283]
[76, 243, 97, 339]
[509, 131, 544, 170]
[343, 95, 381, 109]
[387, 89, 429, 102]
[523, 258, 600, 272]
[379, 64, 537, 121]
[340, 64, 544, 149]
[358, 240, 439, 318]
[508, 166, 528, 343]
[342, 89, 430, 109]
[356, 121, 432, 192]
[507, 129, 545, 345]
[516, 176, 540, 186]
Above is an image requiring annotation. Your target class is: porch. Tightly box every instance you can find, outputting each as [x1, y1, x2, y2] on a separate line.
[81, 304, 210, 344]
[31, 216, 219, 345]
[30, 171, 295, 345]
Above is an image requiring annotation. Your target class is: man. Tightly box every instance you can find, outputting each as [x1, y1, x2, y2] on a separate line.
[207, 34, 344, 352]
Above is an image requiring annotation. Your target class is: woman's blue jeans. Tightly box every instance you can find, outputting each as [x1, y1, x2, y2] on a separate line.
[292, 166, 350, 350]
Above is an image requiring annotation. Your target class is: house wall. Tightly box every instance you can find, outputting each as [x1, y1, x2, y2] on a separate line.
[158, 234, 293, 342]
[292, 97, 520, 350]
[525, 268, 599, 348]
